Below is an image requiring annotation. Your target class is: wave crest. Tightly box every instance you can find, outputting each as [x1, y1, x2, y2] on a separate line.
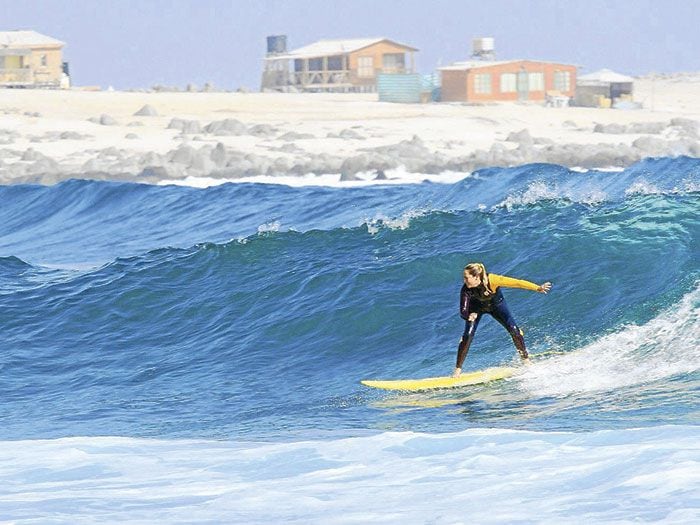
[518, 285, 700, 397]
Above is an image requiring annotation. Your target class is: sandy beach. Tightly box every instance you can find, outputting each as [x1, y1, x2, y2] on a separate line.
[1, 76, 699, 185]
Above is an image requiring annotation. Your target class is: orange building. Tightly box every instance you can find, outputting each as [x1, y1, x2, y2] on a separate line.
[439, 60, 577, 103]
[262, 37, 418, 93]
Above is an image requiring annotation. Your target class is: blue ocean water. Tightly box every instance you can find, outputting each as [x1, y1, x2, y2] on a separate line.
[1, 157, 699, 522]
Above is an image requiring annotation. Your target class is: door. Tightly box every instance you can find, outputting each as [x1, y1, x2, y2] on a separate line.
[517, 69, 529, 101]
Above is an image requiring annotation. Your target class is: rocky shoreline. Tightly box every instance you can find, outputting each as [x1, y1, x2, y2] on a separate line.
[1, 79, 699, 185]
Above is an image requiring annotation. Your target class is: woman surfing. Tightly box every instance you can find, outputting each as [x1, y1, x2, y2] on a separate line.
[454, 263, 551, 377]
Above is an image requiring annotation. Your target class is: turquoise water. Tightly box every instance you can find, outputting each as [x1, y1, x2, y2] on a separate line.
[1, 157, 698, 442]
[2, 157, 699, 523]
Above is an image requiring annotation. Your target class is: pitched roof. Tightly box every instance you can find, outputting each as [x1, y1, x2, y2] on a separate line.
[439, 60, 512, 71]
[578, 68, 634, 84]
[0, 30, 65, 47]
[266, 37, 417, 60]
[439, 59, 577, 71]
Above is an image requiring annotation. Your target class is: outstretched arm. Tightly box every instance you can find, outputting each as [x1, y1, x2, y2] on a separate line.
[489, 274, 552, 294]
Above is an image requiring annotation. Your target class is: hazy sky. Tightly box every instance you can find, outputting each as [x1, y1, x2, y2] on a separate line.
[4, 0, 698, 90]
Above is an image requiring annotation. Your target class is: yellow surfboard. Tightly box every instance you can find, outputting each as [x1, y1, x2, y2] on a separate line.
[361, 366, 517, 392]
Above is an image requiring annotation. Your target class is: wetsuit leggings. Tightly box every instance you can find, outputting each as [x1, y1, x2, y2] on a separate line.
[456, 298, 528, 368]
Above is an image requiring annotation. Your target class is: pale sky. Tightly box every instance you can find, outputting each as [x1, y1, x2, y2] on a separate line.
[3, 0, 698, 90]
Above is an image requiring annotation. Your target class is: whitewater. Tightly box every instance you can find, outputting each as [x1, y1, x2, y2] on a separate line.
[1, 156, 698, 523]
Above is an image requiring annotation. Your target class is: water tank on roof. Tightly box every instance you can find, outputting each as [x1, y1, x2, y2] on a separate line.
[266, 35, 287, 55]
[472, 37, 495, 60]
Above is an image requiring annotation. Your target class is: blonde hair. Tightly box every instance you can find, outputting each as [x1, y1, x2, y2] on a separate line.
[464, 262, 492, 295]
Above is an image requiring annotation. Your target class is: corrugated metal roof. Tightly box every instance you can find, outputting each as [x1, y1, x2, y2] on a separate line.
[439, 60, 512, 71]
[578, 68, 634, 84]
[439, 59, 576, 71]
[0, 30, 65, 47]
[266, 37, 417, 60]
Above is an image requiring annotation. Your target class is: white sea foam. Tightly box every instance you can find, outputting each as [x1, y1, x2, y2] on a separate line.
[157, 168, 468, 189]
[571, 167, 626, 173]
[0, 425, 697, 524]
[365, 208, 431, 234]
[625, 177, 700, 196]
[257, 220, 281, 233]
[517, 286, 700, 397]
[497, 180, 561, 210]
[495, 180, 609, 209]
[626, 179, 662, 195]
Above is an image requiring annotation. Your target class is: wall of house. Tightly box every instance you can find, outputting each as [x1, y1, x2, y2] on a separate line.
[29, 46, 63, 85]
[0, 46, 63, 86]
[442, 61, 577, 102]
[440, 70, 469, 102]
[574, 84, 610, 107]
[348, 41, 414, 86]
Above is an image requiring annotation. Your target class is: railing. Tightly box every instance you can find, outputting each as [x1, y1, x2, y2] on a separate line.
[0, 68, 32, 83]
[292, 70, 351, 87]
[266, 67, 413, 92]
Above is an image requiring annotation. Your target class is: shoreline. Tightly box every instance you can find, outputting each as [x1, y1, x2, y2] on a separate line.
[1, 76, 699, 186]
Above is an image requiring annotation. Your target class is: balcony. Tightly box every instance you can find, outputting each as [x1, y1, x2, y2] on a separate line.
[292, 69, 352, 91]
[0, 68, 32, 85]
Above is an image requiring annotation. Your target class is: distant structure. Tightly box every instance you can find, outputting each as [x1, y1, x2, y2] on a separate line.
[471, 37, 495, 61]
[0, 30, 68, 88]
[261, 35, 290, 92]
[261, 36, 418, 93]
[575, 68, 634, 108]
[439, 59, 576, 103]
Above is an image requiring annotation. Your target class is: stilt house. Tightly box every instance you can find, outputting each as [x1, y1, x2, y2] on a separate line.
[261, 36, 418, 93]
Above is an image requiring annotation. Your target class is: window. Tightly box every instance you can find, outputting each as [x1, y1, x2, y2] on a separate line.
[500, 73, 517, 93]
[474, 73, 492, 94]
[382, 53, 405, 72]
[327, 55, 343, 71]
[528, 72, 545, 91]
[358, 56, 374, 78]
[40, 54, 47, 67]
[308, 58, 323, 71]
[554, 71, 571, 91]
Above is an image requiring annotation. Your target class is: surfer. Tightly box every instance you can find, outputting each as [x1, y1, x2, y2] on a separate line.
[453, 263, 551, 377]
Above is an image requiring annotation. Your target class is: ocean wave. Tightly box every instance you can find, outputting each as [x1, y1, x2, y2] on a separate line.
[363, 208, 435, 234]
[1, 157, 698, 440]
[517, 285, 700, 397]
[1, 157, 698, 268]
[2, 425, 698, 524]
[0, 255, 31, 270]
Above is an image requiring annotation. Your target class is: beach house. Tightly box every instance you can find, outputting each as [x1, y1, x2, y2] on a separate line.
[439, 60, 577, 104]
[574, 68, 635, 108]
[261, 36, 418, 93]
[0, 30, 67, 88]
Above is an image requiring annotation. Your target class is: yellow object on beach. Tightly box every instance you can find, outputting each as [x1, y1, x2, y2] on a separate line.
[361, 366, 517, 392]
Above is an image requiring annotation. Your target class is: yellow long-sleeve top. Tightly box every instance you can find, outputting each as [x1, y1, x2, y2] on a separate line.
[487, 273, 541, 293]
[460, 273, 540, 319]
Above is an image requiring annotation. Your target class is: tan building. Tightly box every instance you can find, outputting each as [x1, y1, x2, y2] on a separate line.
[0, 30, 66, 88]
[262, 37, 418, 93]
[439, 60, 577, 103]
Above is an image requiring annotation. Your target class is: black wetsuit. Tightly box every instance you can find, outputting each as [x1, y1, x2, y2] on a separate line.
[456, 283, 528, 368]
